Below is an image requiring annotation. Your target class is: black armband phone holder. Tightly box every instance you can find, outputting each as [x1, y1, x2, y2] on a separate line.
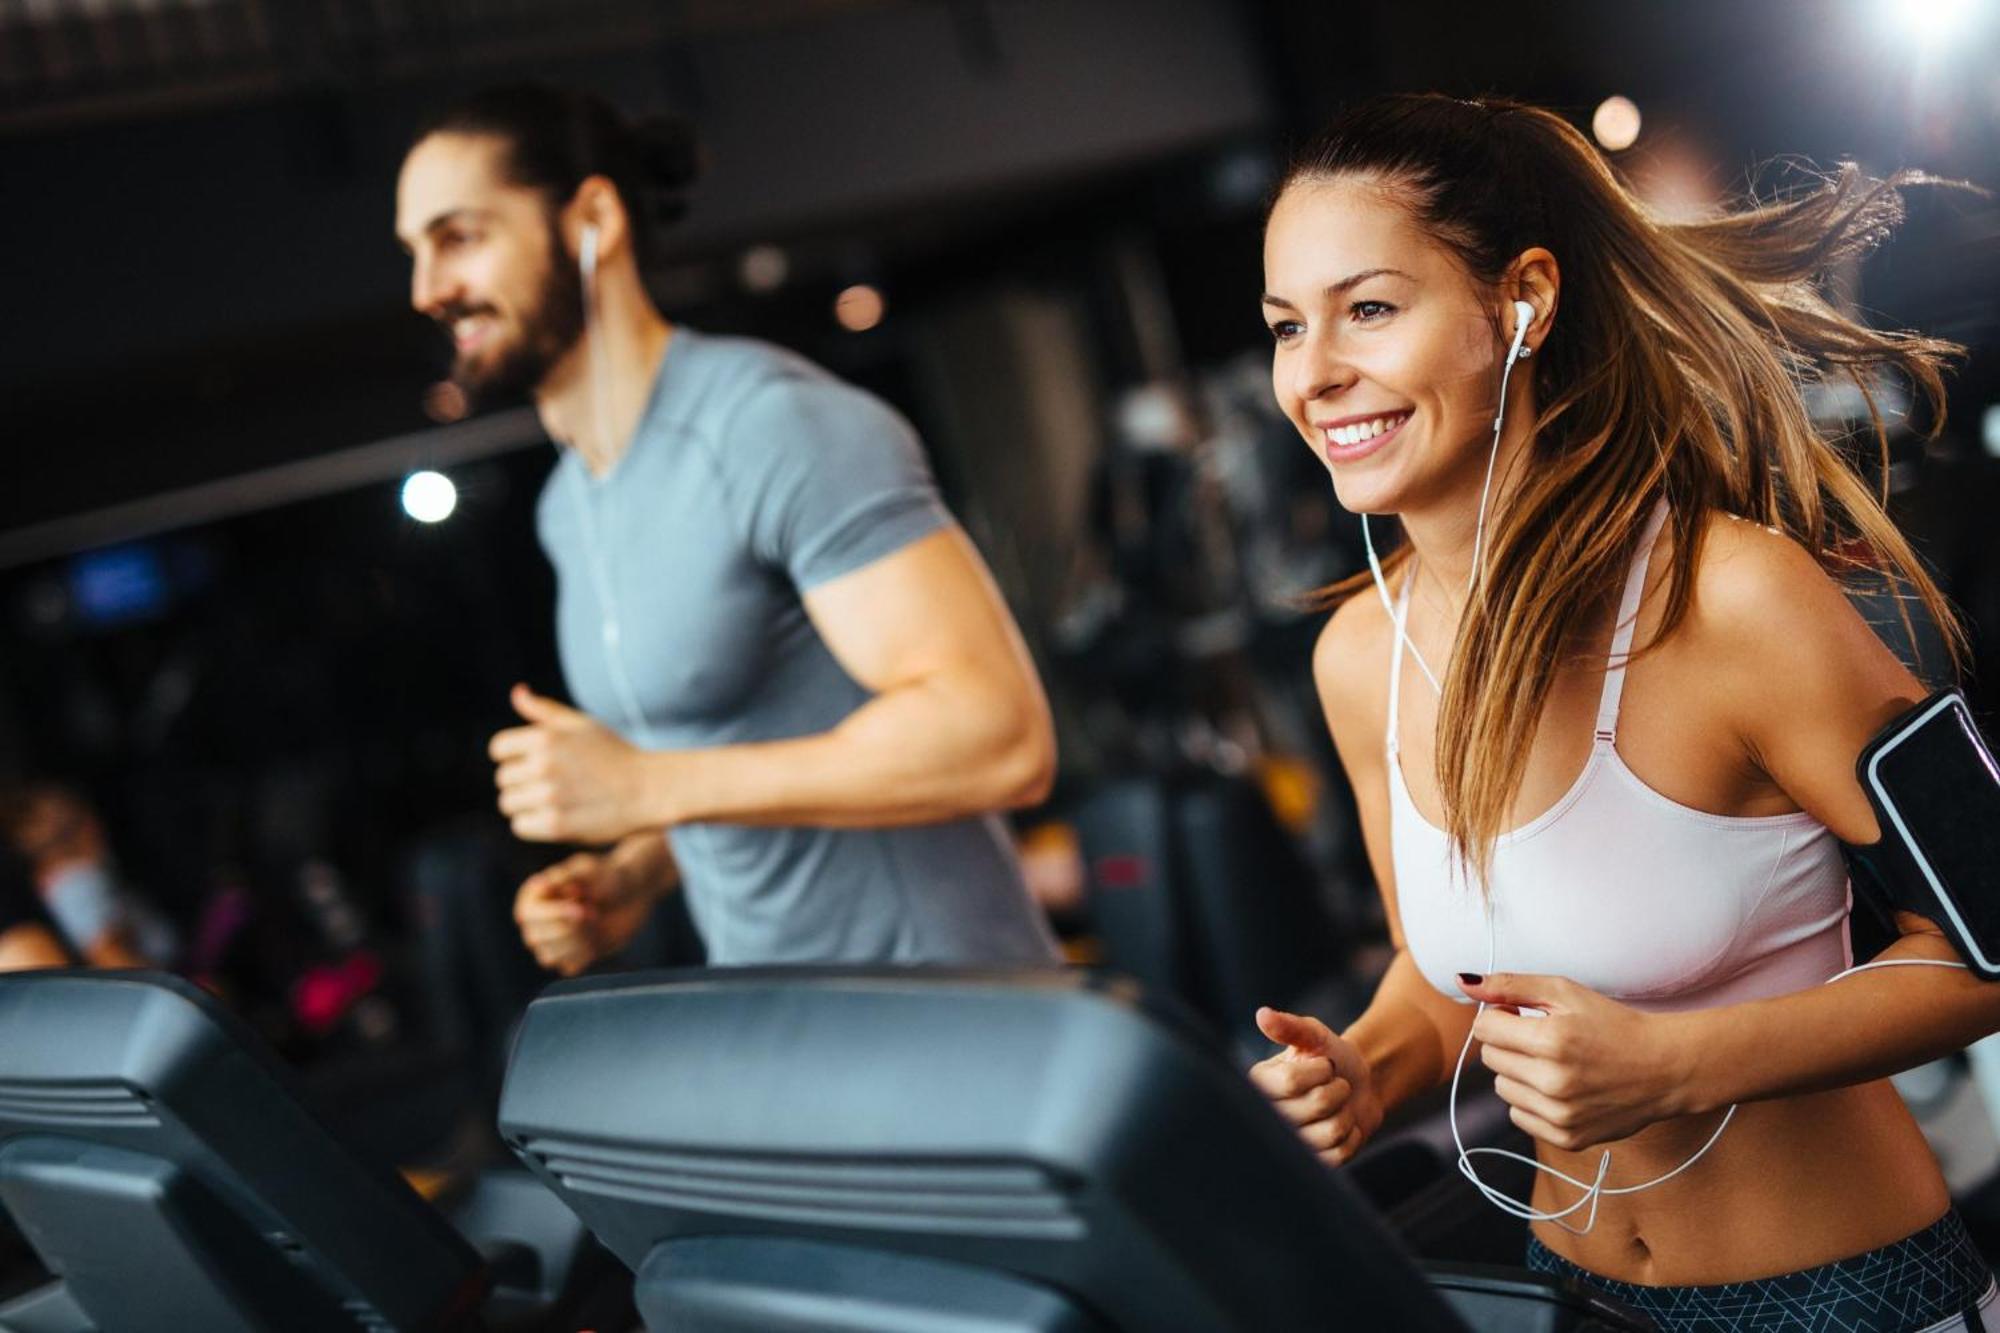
[1842, 689, 2000, 980]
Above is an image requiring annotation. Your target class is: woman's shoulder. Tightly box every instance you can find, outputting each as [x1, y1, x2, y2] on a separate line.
[1678, 509, 1852, 650]
[1314, 582, 1394, 672]
[1312, 582, 1396, 745]
[1667, 509, 1928, 837]
[1663, 508, 1918, 722]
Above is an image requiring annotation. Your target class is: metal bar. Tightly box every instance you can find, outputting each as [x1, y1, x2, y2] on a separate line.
[0, 405, 546, 568]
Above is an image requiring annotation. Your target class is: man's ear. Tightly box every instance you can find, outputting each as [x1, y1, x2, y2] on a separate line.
[563, 175, 629, 268]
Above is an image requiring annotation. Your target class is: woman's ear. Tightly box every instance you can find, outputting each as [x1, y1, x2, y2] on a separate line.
[1505, 247, 1561, 354]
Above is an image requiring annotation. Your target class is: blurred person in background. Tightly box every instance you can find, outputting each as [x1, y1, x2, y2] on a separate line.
[1248, 94, 1997, 1330]
[0, 845, 69, 972]
[394, 85, 1058, 972]
[1, 783, 178, 970]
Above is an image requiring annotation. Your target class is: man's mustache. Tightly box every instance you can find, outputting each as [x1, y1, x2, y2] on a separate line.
[434, 302, 499, 331]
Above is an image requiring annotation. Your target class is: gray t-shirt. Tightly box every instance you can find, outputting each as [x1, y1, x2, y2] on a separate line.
[538, 327, 1058, 966]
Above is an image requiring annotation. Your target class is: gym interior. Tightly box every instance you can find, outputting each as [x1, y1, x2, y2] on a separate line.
[3, 2, 1999, 1329]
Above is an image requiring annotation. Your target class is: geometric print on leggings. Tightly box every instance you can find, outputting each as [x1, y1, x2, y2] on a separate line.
[1525, 1209, 1994, 1332]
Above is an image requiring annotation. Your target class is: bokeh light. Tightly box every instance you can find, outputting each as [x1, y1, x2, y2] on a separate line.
[739, 245, 790, 293]
[421, 380, 469, 424]
[834, 284, 886, 332]
[1592, 95, 1642, 151]
[1886, 0, 1977, 47]
[400, 470, 457, 523]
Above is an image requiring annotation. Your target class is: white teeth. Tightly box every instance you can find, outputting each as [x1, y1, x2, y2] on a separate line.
[1325, 412, 1409, 448]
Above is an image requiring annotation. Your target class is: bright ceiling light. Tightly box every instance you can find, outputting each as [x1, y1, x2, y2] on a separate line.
[1887, 0, 1976, 46]
[401, 470, 457, 523]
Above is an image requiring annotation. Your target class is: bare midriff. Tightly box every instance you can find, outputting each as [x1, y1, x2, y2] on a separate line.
[1528, 1078, 1947, 1285]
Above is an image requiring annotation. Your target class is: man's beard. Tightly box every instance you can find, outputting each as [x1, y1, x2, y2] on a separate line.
[441, 247, 585, 409]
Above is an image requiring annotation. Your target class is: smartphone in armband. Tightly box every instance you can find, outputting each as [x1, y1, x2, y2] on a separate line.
[1846, 689, 2000, 981]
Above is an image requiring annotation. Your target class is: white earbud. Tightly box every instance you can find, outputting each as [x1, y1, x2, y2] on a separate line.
[580, 223, 600, 283]
[1507, 299, 1534, 364]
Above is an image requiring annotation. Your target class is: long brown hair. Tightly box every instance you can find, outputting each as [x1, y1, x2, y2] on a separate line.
[1282, 94, 1967, 881]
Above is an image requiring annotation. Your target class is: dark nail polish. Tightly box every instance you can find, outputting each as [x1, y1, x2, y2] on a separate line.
[1457, 972, 1484, 986]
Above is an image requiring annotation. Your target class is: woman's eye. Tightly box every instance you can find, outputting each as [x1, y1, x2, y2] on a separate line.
[1351, 300, 1395, 322]
[1268, 320, 1304, 342]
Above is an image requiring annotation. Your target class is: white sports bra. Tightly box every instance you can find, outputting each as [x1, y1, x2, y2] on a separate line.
[1388, 502, 1853, 1014]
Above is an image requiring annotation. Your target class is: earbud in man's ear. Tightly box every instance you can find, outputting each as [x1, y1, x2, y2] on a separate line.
[1508, 299, 1535, 364]
[580, 224, 600, 283]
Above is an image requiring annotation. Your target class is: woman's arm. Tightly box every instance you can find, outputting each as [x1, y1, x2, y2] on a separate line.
[1673, 518, 2000, 1108]
[1467, 516, 2000, 1150]
[1251, 594, 1479, 1161]
[1678, 914, 1989, 1114]
[1321, 588, 1486, 1106]
[1349, 949, 1480, 1111]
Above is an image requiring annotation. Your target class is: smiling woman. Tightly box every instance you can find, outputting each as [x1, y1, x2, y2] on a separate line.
[1246, 94, 1999, 1333]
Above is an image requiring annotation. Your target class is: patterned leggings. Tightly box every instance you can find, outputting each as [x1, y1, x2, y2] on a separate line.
[1526, 1210, 1996, 1332]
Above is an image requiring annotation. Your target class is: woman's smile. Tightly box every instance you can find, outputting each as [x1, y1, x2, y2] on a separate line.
[1314, 408, 1414, 464]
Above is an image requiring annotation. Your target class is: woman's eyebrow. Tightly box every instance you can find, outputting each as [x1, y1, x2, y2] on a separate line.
[1261, 266, 1415, 309]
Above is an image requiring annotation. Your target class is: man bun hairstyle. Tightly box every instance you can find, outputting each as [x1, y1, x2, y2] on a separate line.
[413, 82, 702, 268]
